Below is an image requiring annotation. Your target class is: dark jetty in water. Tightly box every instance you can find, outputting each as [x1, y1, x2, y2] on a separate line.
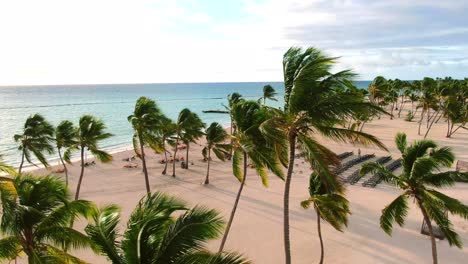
[202, 110, 229, 114]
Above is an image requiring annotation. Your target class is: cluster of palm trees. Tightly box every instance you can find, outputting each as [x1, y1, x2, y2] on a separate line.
[0, 46, 467, 264]
[368, 76, 467, 138]
[12, 113, 113, 200]
[0, 173, 249, 263]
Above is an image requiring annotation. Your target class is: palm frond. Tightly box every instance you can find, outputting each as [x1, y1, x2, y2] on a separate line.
[85, 205, 124, 264]
[380, 194, 409, 235]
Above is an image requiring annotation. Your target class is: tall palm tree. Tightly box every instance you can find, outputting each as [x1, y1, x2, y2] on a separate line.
[64, 115, 113, 200]
[219, 100, 286, 252]
[55, 120, 76, 186]
[368, 76, 389, 105]
[225, 93, 243, 160]
[263, 47, 387, 264]
[0, 174, 96, 263]
[85, 192, 249, 264]
[202, 122, 230, 184]
[171, 108, 196, 177]
[128, 97, 164, 193]
[301, 172, 350, 264]
[360, 133, 468, 264]
[259, 84, 278, 105]
[181, 111, 205, 170]
[159, 116, 176, 175]
[14, 114, 55, 173]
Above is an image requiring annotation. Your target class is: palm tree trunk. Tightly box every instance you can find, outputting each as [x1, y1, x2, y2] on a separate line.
[418, 200, 438, 264]
[446, 119, 451, 137]
[58, 148, 69, 186]
[424, 111, 440, 139]
[139, 134, 150, 194]
[204, 148, 211, 184]
[185, 143, 189, 169]
[75, 147, 85, 200]
[418, 109, 425, 135]
[228, 120, 233, 160]
[18, 151, 25, 174]
[219, 151, 248, 252]
[162, 148, 168, 175]
[398, 96, 405, 117]
[284, 133, 297, 264]
[172, 136, 179, 177]
[316, 209, 324, 264]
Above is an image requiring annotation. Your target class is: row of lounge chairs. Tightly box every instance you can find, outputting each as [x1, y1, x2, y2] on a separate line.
[338, 151, 353, 160]
[335, 154, 375, 175]
[362, 159, 402, 187]
[344, 156, 392, 185]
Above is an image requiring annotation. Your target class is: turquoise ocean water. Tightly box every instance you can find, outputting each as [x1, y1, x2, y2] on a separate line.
[0, 81, 371, 167]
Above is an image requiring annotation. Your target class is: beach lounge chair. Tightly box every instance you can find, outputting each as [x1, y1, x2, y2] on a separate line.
[123, 163, 138, 169]
[55, 168, 65, 173]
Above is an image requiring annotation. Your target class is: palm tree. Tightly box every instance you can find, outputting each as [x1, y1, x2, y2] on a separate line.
[202, 122, 230, 184]
[159, 116, 176, 175]
[64, 115, 113, 200]
[14, 114, 55, 173]
[0, 174, 96, 263]
[85, 192, 249, 264]
[259, 84, 278, 105]
[128, 97, 163, 193]
[171, 108, 196, 177]
[55, 120, 76, 186]
[219, 100, 285, 252]
[368, 76, 389, 105]
[225, 93, 243, 160]
[263, 47, 387, 264]
[301, 172, 350, 264]
[181, 111, 205, 170]
[360, 133, 468, 264]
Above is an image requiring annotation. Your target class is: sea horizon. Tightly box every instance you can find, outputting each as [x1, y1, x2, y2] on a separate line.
[0, 81, 372, 167]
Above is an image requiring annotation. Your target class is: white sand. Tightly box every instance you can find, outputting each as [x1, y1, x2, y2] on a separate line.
[31, 109, 468, 264]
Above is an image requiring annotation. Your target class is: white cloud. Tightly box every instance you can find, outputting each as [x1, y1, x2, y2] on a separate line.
[0, 0, 466, 85]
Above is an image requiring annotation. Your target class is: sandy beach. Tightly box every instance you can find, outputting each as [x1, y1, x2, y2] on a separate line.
[29, 110, 468, 264]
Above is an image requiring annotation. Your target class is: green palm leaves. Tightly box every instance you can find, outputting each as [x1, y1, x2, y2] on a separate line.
[219, 100, 285, 252]
[259, 84, 277, 105]
[14, 113, 55, 173]
[86, 192, 249, 264]
[55, 120, 76, 186]
[65, 115, 113, 200]
[203, 122, 230, 184]
[301, 172, 350, 264]
[360, 133, 468, 264]
[172, 108, 205, 176]
[272, 46, 387, 264]
[0, 174, 95, 263]
[128, 96, 164, 193]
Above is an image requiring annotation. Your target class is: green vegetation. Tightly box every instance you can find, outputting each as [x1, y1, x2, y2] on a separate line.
[14, 114, 55, 173]
[64, 115, 113, 200]
[263, 47, 386, 264]
[55, 120, 76, 186]
[0, 174, 95, 263]
[86, 192, 249, 264]
[367, 77, 467, 138]
[202, 122, 230, 184]
[360, 133, 468, 264]
[301, 172, 350, 264]
[128, 96, 164, 193]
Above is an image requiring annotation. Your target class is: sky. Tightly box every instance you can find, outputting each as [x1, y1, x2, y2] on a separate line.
[0, 0, 467, 85]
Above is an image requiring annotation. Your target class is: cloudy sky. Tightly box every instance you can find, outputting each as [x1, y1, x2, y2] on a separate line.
[0, 0, 467, 85]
